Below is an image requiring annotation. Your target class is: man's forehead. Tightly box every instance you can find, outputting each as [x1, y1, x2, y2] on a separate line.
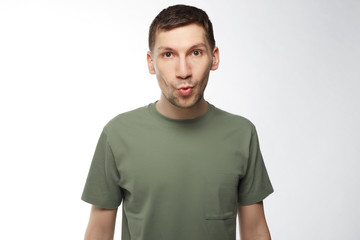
[153, 24, 209, 50]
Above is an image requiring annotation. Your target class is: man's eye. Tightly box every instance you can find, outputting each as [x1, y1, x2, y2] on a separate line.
[192, 50, 201, 56]
[163, 52, 173, 58]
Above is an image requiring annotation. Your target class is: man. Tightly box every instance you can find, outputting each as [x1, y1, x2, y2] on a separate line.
[82, 4, 273, 240]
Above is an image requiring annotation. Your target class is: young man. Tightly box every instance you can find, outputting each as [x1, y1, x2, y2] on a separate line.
[82, 4, 273, 240]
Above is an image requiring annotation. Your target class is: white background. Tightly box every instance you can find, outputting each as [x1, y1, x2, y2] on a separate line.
[1, 0, 359, 239]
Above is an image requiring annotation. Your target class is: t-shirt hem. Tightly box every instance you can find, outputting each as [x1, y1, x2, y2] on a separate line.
[81, 194, 120, 209]
[237, 187, 274, 206]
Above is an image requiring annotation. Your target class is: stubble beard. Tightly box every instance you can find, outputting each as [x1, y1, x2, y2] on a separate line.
[166, 78, 208, 109]
[160, 70, 210, 110]
[167, 90, 204, 110]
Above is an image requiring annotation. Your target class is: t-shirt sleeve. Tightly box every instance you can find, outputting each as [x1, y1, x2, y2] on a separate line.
[237, 127, 274, 205]
[81, 129, 123, 209]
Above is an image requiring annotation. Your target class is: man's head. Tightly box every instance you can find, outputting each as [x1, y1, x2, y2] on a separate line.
[148, 4, 216, 52]
[147, 5, 219, 119]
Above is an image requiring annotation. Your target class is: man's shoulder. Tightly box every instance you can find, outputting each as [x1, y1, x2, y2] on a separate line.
[103, 103, 151, 132]
[211, 105, 256, 132]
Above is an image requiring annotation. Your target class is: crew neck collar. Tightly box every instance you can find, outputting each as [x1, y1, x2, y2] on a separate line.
[147, 101, 214, 124]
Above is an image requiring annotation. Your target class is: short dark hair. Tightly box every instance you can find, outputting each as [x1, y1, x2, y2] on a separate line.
[148, 4, 216, 51]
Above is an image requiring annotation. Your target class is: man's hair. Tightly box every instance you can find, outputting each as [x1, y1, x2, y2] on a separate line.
[148, 4, 216, 51]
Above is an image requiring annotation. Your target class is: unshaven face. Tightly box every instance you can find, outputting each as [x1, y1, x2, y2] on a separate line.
[147, 23, 219, 112]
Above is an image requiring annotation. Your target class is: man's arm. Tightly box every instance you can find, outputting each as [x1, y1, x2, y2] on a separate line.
[238, 201, 271, 240]
[84, 205, 118, 240]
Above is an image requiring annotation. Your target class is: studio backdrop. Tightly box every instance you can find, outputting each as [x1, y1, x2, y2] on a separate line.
[0, 0, 359, 239]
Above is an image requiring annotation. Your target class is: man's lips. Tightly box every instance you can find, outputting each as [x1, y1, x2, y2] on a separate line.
[177, 86, 193, 96]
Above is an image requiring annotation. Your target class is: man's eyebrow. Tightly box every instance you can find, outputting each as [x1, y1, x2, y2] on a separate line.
[157, 43, 208, 51]
[157, 46, 174, 51]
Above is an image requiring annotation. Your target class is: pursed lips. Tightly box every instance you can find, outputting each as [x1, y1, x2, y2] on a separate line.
[178, 85, 193, 89]
[177, 86, 193, 96]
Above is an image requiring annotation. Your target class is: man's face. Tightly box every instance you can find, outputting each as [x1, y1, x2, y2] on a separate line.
[147, 23, 219, 110]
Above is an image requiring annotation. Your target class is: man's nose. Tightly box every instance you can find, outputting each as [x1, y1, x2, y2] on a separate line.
[175, 56, 192, 80]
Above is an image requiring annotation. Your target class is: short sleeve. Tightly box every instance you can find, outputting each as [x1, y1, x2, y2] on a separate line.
[237, 127, 274, 205]
[81, 129, 123, 209]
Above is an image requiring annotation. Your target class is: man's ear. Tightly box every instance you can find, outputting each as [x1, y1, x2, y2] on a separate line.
[211, 47, 220, 71]
[147, 51, 156, 74]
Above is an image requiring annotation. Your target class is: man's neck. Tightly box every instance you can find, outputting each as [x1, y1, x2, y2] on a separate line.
[155, 98, 209, 120]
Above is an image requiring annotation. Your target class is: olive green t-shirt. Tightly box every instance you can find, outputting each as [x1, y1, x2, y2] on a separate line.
[82, 102, 273, 240]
